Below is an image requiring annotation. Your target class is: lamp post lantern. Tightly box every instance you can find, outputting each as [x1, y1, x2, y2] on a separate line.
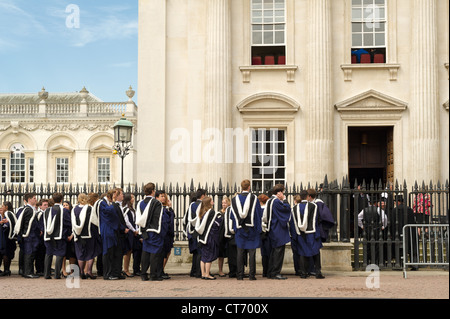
[113, 114, 134, 189]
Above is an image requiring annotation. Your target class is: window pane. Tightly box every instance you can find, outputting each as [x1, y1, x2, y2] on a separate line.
[364, 33, 374, 46]
[352, 8, 362, 20]
[375, 33, 385, 46]
[264, 31, 274, 44]
[253, 32, 262, 44]
[352, 34, 362, 46]
[352, 23, 362, 32]
[275, 31, 284, 44]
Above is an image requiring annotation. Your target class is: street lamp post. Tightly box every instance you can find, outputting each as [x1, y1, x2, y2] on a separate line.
[113, 114, 134, 189]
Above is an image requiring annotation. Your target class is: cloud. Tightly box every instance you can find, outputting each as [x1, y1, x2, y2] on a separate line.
[70, 16, 138, 47]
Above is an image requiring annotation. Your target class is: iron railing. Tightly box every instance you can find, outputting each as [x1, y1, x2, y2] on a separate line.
[1, 177, 448, 270]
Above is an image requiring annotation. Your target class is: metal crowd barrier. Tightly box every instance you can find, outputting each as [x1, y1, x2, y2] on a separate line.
[402, 224, 449, 278]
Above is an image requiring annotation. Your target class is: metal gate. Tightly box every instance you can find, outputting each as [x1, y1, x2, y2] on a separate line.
[403, 224, 449, 278]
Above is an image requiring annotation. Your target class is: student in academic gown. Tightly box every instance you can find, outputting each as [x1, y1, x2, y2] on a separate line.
[136, 183, 169, 281]
[34, 199, 48, 276]
[183, 189, 206, 278]
[42, 192, 72, 279]
[0, 201, 17, 276]
[262, 184, 291, 280]
[218, 196, 231, 277]
[111, 188, 128, 278]
[230, 179, 263, 280]
[99, 189, 124, 280]
[291, 190, 322, 278]
[289, 194, 302, 276]
[71, 193, 102, 279]
[258, 194, 271, 277]
[194, 196, 222, 280]
[122, 193, 140, 277]
[222, 199, 237, 278]
[304, 188, 335, 278]
[15, 193, 41, 278]
[158, 191, 175, 279]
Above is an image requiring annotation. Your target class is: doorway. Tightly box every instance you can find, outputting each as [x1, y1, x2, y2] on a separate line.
[348, 126, 394, 187]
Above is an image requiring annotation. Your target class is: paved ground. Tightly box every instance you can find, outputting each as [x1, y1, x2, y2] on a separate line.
[1, 265, 448, 299]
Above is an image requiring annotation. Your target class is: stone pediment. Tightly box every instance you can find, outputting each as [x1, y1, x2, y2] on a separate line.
[236, 92, 300, 115]
[335, 90, 408, 113]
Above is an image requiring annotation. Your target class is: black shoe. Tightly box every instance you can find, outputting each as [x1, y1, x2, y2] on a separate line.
[315, 273, 325, 279]
[105, 276, 119, 280]
[44, 276, 52, 279]
[271, 274, 287, 280]
[141, 274, 149, 281]
[25, 274, 39, 279]
[249, 276, 257, 281]
[150, 277, 163, 281]
[162, 273, 171, 280]
[237, 277, 244, 280]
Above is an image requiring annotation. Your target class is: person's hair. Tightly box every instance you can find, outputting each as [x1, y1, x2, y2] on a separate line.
[300, 189, 308, 200]
[113, 188, 123, 201]
[144, 183, 155, 195]
[78, 193, 88, 205]
[37, 198, 49, 207]
[2, 201, 13, 212]
[258, 194, 269, 205]
[24, 193, 36, 203]
[307, 188, 317, 199]
[221, 196, 231, 212]
[155, 190, 166, 199]
[106, 189, 115, 200]
[63, 200, 73, 210]
[293, 195, 301, 204]
[189, 191, 197, 203]
[48, 198, 55, 207]
[273, 184, 285, 195]
[52, 192, 63, 204]
[199, 196, 213, 219]
[122, 193, 135, 211]
[241, 179, 251, 191]
[87, 193, 99, 206]
[196, 188, 207, 199]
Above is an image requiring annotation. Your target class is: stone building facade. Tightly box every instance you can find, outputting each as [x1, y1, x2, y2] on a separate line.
[137, 0, 449, 191]
[0, 87, 137, 186]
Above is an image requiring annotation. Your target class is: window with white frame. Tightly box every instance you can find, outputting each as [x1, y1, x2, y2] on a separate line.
[351, 0, 386, 63]
[251, 0, 286, 65]
[97, 157, 111, 183]
[1, 158, 7, 183]
[28, 158, 34, 183]
[56, 157, 69, 183]
[251, 128, 286, 192]
[10, 143, 26, 183]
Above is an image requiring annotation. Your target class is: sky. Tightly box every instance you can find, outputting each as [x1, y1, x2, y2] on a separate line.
[0, 0, 138, 102]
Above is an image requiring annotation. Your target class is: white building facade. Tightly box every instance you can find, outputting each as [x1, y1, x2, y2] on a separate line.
[0, 87, 137, 187]
[137, 0, 449, 190]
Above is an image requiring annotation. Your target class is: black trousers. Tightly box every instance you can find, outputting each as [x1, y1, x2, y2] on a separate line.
[44, 254, 64, 278]
[227, 241, 237, 277]
[267, 245, 285, 278]
[237, 248, 256, 279]
[23, 252, 36, 276]
[299, 253, 321, 275]
[34, 241, 45, 274]
[190, 250, 202, 278]
[141, 250, 164, 279]
[103, 242, 123, 279]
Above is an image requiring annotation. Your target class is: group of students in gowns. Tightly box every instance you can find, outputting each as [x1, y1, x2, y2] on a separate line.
[182, 180, 335, 281]
[0, 186, 175, 281]
[1, 181, 334, 281]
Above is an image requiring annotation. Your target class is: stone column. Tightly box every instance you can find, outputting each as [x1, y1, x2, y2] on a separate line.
[203, 0, 231, 185]
[410, 0, 439, 183]
[305, 0, 333, 184]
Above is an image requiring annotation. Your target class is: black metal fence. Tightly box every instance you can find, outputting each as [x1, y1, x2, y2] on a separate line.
[1, 177, 448, 270]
